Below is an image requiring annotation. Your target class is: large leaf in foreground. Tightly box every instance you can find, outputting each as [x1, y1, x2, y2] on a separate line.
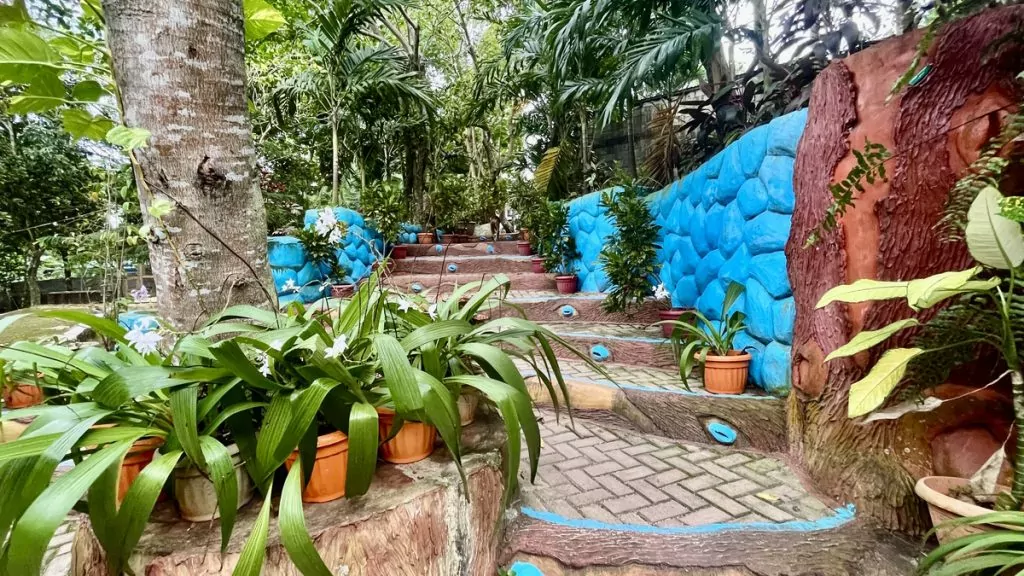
[108, 450, 182, 574]
[816, 278, 908, 308]
[231, 480, 274, 576]
[345, 402, 378, 496]
[848, 348, 924, 418]
[966, 186, 1024, 270]
[824, 319, 919, 361]
[280, 462, 333, 576]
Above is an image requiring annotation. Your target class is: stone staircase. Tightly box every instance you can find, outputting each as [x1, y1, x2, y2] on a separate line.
[380, 243, 921, 576]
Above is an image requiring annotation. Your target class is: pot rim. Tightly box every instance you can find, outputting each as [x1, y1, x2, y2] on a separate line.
[915, 475, 1008, 519]
[703, 351, 752, 363]
[555, 274, 577, 280]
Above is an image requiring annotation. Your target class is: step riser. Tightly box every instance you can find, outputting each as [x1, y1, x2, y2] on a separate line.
[550, 335, 677, 370]
[402, 241, 522, 257]
[491, 298, 663, 324]
[393, 258, 532, 275]
[385, 272, 555, 293]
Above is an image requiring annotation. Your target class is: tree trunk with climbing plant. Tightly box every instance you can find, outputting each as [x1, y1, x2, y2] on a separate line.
[102, 0, 274, 330]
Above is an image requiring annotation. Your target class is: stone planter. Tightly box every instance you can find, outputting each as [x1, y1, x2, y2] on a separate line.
[703, 351, 750, 395]
[657, 308, 690, 338]
[458, 391, 479, 426]
[555, 275, 578, 294]
[377, 407, 437, 464]
[915, 476, 1008, 542]
[417, 232, 434, 244]
[2, 383, 43, 408]
[531, 257, 545, 274]
[173, 443, 254, 521]
[391, 245, 408, 260]
[285, 431, 349, 503]
[331, 284, 355, 299]
[119, 437, 164, 503]
[516, 241, 533, 256]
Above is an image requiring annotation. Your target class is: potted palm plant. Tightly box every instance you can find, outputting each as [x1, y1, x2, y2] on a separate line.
[363, 179, 409, 260]
[659, 282, 751, 394]
[540, 202, 580, 294]
[815, 187, 1024, 541]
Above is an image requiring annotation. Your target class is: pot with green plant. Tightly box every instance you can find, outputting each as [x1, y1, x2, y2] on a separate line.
[814, 187, 1024, 540]
[298, 208, 351, 295]
[599, 183, 661, 314]
[653, 283, 691, 337]
[659, 282, 750, 394]
[0, 362, 44, 409]
[540, 202, 580, 294]
[364, 179, 409, 260]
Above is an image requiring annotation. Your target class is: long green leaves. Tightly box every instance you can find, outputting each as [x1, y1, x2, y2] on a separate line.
[346, 403, 378, 496]
[199, 437, 240, 551]
[231, 479, 274, 576]
[280, 463, 333, 576]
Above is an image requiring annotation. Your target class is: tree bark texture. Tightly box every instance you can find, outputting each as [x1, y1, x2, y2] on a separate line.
[25, 246, 42, 307]
[103, 0, 274, 330]
[786, 7, 1024, 534]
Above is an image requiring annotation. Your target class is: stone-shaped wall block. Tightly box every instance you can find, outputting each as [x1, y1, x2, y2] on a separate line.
[268, 236, 321, 304]
[760, 342, 792, 395]
[737, 179, 769, 219]
[567, 190, 618, 292]
[744, 211, 792, 255]
[744, 277, 775, 343]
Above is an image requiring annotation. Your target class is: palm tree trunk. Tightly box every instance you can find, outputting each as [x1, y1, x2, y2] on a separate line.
[25, 246, 42, 307]
[331, 114, 340, 206]
[103, 0, 274, 330]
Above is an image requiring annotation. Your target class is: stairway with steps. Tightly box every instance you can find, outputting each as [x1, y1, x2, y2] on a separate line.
[379, 243, 921, 576]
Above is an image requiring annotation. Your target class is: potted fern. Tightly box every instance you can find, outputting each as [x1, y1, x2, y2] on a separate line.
[659, 282, 751, 394]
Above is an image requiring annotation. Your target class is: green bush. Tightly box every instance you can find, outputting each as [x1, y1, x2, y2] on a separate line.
[362, 179, 407, 245]
[599, 183, 660, 313]
[540, 201, 578, 275]
[431, 175, 474, 232]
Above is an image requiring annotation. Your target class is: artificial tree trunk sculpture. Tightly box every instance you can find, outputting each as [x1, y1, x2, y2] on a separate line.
[786, 7, 1024, 534]
[102, 0, 274, 330]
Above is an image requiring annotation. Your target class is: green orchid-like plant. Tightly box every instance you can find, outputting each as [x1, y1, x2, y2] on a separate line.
[658, 282, 746, 391]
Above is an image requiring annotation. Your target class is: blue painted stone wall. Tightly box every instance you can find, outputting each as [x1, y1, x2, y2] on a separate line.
[565, 110, 806, 393]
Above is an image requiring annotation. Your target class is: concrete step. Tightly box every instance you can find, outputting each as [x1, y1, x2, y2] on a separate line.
[531, 322, 676, 370]
[494, 292, 664, 324]
[392, 254, 533, 275]
[384, 271, 556, 294]
[402, 240, 525, 258]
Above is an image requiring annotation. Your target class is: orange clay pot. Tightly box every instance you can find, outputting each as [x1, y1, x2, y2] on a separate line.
[2, 384, 44, 408]
[377, 407, 437, 464]
[702, 351, 751, 395]
[285, 431, 349, 503]
[118, 437, 164, 503]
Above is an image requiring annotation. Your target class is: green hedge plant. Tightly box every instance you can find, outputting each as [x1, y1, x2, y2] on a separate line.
[599, 183, 660, 313]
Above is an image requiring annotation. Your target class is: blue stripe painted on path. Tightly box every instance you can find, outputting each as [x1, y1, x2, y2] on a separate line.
[520, 504, 856, 535]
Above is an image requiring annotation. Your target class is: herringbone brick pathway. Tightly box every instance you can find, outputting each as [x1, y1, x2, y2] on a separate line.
[519, 410, 833, 527]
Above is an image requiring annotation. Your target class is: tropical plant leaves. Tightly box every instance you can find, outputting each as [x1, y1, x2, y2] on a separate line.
[0, 27, 57, 83]
[244, 0, 287, 41]
[816, 278, 908, 308]
[966, 186, 1024, 270]
[231, 479, 274, 576]
[847, 348, 924, 418]
[279, 463, 333, 576]
[345, 403, 378, 496]
[905, 267, 991, 311]
[825, 319, 919, 361]
[104, 125, 151, 150]
[62, 109, 114, 142]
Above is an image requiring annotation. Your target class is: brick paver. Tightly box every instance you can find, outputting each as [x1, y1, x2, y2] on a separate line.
[520, 411, 834, 527]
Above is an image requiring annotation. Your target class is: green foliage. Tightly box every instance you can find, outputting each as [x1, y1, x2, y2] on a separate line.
[663, 282, 747, 390]
[599, 183, 659, 313]
[806, 140, 889, 246]
[362, 179, 408, 244]
[431, 175, 475, 232]
[916, 511, 1024, 574]
[537, 201, 578, 275]
[294, 217, 349, 283]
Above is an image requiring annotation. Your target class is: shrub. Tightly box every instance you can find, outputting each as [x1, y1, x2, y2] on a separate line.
[599, 183, 660, 313]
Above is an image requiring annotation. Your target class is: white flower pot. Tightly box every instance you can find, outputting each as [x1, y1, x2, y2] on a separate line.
[173, 443, 254, 522]
[458, 392, 479, 426]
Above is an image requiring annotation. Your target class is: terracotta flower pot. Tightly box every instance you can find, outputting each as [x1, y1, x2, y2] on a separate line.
[531, 257, 545, 274]
[2, 383, 44, 409]
[173, 443, 254, 522]
[555, 275, 578, 294]
[284, 431, 349, 503]
[377, 407, 437, 464]
[331, 284, 355, 299]
[458, 392, 479, 426]
[702, 351, 750, 395]
[440, 233, 456, 244]
[391, 245, 408, 260]
[516, 241, 533, 256]
[119, 437, 164, 503]
[658, 309, 690, 338]
[915, 476, 1009, 542]
[520, 229, 531, 242]
[417, 232, 434, 244]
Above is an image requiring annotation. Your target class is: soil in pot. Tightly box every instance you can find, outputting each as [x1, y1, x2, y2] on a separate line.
[391, 245, 408, 260]
[284, 431, 349, 503]
[377, 407, 437, 464]
[516, 241, 533, 256]
[331, 284, 356, 299]
[531, 257, 545, 274]
[417, 232, 434, 244]
[458, 392, 479, 426]
[555, 275, 578, 294]
[657, 309, 690, 338]
[2, 383, 44, 408]
[915, 476, 1010, 542]
[173, 443, 254, 522]
[702, 351, 750, 395]
[119, 437, 164, 503]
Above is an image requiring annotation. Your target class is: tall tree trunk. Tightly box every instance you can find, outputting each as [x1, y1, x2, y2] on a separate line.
[331, 114, 340, 206]
[60, 249, 72, 291]
[25, 246, 42, 307]
[103, 0, 274, 331]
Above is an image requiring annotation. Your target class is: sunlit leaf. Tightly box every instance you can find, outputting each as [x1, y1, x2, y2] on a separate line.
[105, 125, 151, 150]
[847, 348, 924, 418]
[62, 109, 114, 141]
[244, 0, 286, 41]
[825, 319, 919, 361]
[816, 278, 909, 308]
[966, 186, 1024, 270]
[0, 28, 58, 83]
[72, 80, 106, 102]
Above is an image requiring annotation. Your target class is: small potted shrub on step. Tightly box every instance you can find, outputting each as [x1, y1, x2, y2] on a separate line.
[541, 202, 580, 294]
[363, 179, 409, 260]
[661, 282, 751, 394]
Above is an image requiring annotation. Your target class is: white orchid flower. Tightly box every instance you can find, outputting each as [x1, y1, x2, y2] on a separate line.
[257, 353, 271, 377]
[328, 226, 344, 245]
[654, 282, 670, 301]
[397, 299, 412, 312]
[428, 303, 438, 320]
[324, 334, 348, 358]
[126, 322, 162, 355]
[314, 208, 338, 237]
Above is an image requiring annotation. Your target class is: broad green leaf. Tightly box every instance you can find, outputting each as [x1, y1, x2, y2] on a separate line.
[109, 450, 182, 575]
[105, 125, 151, 150]
[9, 72, 65, 114]
[87, 460, 120, 562]
[816, 278, 909, 308]
[49, 36, 96, 64]
[72, 80, 106, 102]
[39, 309, 128, 344]
[0, 28, 58, 83]
[279, 463, 333, 576]
[373, 334, 424, 414]
[244, 0, 286, 41]
[906, 267, 981, 310]
[231, 479, 273, 576]
[91, 366, 230, 408]
[62, 109, 114, 141]
[3, 440, 134, 575]
[848, 348, 924, 418]
[401, 320, 471, 351]
[198, 437, 239, 551]
[345, 403, 378, 496]
[0, 0, 29, 24]
[80, 0, 103, 21]
[418, 372, 464, 488]
[966, 186, 1024, 270]
[170, 386, 204, 467]
[209, 340, 278, 391]
[825, 319, 919, 361]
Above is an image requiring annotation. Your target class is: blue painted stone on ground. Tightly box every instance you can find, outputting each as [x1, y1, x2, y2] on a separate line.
[590, 344, 611, 362]
[705, 204, 724, 250]
[697, 279, 726, 321]
[766, 108, 807, 157]
[511, 562, 545, 576]
[734, 332, 765, 387]
[736, 179, 769, 219]
[761, 341, 792, 394]
[759, 155, 797, 214]
[744, 211, 792, 255]
[738, 124, 769, 177]
[744, 277, 775, 343]
[720, 244, 751, 285]
[716, 146, 746, 204]
[773, 297, 796, 344]
[672, 276, 698, 308]
[277, 292, 304, 308]
[695, 250, 725, 292]
[272, 267, 298, 293]
[296, 261, 321, 287]
[690, 205, 709, 256]
[267, 236, 307, 268]
[707, 421, 738, 445]
[749, 252, 792, 298]
[719, 203, 746, 257]
[561, 305, 577, 318]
